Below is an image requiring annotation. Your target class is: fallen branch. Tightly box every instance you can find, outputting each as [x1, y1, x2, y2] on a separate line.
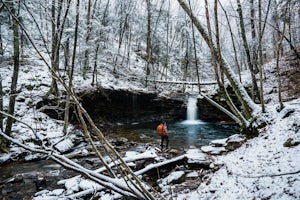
[135, 155, 186, 176]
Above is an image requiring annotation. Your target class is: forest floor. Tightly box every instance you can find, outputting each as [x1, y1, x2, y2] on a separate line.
[0, 49, 300, 199]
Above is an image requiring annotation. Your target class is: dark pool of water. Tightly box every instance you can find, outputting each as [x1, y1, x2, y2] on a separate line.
[111, 120, 239, 149]
[0, 160, 75, 199]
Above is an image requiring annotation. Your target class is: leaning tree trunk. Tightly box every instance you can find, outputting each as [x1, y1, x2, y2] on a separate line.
[177, 0, 262, 136]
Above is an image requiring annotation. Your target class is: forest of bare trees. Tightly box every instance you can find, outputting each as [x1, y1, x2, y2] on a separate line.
[0, 0, 299, 198]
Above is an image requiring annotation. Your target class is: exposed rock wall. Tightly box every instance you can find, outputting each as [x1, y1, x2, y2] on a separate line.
[77, 87, 186, 125]
[36, 87, 237, 126]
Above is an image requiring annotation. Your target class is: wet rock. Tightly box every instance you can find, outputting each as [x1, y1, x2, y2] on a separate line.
[210, 138, 227, 147]
[168, 149, 181, 155]
[112, 137, 129, 146]
[158, 171, 186, 190]
[186, 148, 211, 169]
[35, 175, 47, 190]
[201, 145, 227, 155]
[225, 134, 246, 151]
[54, 138, 74, 153]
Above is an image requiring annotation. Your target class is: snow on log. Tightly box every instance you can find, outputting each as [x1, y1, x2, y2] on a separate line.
[135, 155, 187, 176]
[147, 79, 217, 85]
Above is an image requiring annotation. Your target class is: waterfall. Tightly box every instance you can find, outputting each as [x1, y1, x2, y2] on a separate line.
[186, 97, 198, 121]
[181, 97, 204, 125]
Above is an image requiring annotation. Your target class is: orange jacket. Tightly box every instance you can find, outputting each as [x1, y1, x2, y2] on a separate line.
[157, 123, 168, 136]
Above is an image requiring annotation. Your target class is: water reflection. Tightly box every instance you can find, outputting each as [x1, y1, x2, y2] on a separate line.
[111, 121, 238, 149]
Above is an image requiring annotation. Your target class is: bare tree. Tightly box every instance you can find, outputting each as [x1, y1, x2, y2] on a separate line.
[218, 0, 242, 82]
[4, 1, 20, 149]
[44, 0, 71, 99]
[145, 0, 153, 86]
[63, 0, 80, 134]
[275, 2, 289, 110]
[188, 0, 201, 92]
[258, 0, 265, 112]
[0, 24, 3, 55]
[0, 75, 2, 132]
[83, 0, 92, 79]
[236, 0, 260, 102]
[177, 0, 263, 135]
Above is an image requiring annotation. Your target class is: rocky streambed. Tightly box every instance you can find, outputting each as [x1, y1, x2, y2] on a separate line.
[0, 132, 246, 200]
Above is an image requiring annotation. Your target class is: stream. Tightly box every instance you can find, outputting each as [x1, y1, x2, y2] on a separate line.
[0, 97, 238, 199]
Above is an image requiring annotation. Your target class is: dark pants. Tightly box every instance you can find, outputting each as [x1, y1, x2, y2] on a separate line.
[161, 136, 169, 149]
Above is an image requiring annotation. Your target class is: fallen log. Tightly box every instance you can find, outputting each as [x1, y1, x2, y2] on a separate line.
[147, 79, 217, 85]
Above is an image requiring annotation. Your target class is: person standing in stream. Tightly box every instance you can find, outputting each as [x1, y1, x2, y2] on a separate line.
[157, 121, 169, 149]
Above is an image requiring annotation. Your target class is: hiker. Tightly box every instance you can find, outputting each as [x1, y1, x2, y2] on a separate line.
[157, 121, 169, 149]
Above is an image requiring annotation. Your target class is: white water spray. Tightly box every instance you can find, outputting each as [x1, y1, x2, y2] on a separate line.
[181, 97, 204, 125]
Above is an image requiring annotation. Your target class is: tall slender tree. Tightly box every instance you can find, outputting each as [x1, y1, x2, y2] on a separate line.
[4, 1, 20, 145]
[83, 0, 92, 79]
[63, 0, 80, 134]
[236, 0, 260, 102]
[145, 0, 153, 86]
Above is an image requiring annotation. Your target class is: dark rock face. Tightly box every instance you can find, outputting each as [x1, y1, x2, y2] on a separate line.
[198, 87, 240, 123]
[36, 87, 237, 127]
[77, 87, 186, 125]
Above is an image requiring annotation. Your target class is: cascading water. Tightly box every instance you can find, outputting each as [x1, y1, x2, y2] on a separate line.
[181, 97, 204, 125]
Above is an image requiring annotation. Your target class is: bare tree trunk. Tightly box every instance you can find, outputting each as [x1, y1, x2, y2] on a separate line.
[5, 1, 20, 140]
[204, 0, 221, 85]
[63, 34, 70, 73]
[162, 0, 170, 80]
[114, 0, 132, 72]
[92, 43, 99, 86]
[236, 0, 260, 102]
[258, 0, 265, 112]
[218, 0, 242, 82]
[145, 0, 153, 86]
[0, 75, 3, 131]
[83, 0, 92, 80]
[188, 0, 201, 92]
[63, 0, 80, 134]
[45, 0, 61, 99]
[126, 25, 132, 69]
[0, 25, 3, 55]
[276, 4, 288, 110]
[250, 0, 258, 73]
[213, 0, 247, 127]
[182, 47, 189, 92]
[45, 0, 70, 99]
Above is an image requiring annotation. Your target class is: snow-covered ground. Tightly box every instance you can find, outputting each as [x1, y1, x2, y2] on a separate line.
[1, 42, 300, 199]
[177, 98, 300, 200]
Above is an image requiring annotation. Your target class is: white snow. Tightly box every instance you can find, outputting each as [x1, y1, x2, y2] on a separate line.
[158, 171, 185, 190]
[0, 2, 299, 199]
[176, 99, 300, 200]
